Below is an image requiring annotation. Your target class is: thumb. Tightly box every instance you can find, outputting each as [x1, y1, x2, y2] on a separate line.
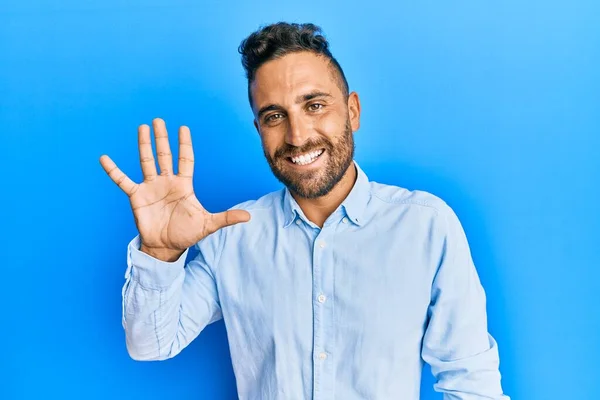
[208, 209, 251, 233]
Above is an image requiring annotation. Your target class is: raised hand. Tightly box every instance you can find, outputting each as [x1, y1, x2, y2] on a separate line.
[99, 118, 250, 261]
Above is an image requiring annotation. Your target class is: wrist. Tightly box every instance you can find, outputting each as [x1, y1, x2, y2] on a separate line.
[140, 243, 185, 262]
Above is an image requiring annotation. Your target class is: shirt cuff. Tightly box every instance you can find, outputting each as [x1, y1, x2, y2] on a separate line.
[125, 235, 189, 289]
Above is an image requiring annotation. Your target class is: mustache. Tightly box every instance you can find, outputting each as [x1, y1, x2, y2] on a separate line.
[274, 139, 332, 159]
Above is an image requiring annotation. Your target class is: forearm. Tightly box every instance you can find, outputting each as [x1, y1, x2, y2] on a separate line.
[121, 235, 190, 361]
[424, 332, 509, 399]
[122, 270, 186, 361]
[121, 235, 224, 361]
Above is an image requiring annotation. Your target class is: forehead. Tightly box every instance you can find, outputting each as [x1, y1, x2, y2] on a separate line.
[250, 52, 339, 110]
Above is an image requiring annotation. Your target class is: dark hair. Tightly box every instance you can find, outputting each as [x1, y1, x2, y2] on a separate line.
[238, 22, 349, 107]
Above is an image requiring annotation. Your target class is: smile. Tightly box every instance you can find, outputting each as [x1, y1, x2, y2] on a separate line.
[287, 149, 325, 166]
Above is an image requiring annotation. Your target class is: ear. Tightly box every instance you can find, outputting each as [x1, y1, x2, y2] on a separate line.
[347, 91, 361, 132]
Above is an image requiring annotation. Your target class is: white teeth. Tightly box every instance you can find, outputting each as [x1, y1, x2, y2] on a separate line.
[291, 149, 324, 165]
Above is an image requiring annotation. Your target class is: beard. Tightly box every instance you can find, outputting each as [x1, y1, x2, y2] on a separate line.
[263, 118, 355, 199]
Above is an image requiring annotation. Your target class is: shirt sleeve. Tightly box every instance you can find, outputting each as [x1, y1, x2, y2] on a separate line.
[121, 232, 224, 361]
[421, 204, 510, 399]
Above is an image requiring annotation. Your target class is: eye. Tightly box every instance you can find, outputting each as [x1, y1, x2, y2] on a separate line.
[265, 113, 284, 123]
[308, 103, 324, 111]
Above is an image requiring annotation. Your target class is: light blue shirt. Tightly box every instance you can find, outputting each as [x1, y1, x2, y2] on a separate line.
[122, 161, 509, 400]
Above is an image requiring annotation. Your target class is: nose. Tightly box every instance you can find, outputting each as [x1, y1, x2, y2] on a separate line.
[285, 113, 312, 147]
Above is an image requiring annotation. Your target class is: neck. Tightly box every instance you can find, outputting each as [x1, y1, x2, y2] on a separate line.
[292, 163, 357, 228]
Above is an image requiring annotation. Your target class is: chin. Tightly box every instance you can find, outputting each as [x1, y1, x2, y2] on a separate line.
[291, 176, 338, 199]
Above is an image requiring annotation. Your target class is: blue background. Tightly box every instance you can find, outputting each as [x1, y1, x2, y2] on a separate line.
[2, 1, 598, 399]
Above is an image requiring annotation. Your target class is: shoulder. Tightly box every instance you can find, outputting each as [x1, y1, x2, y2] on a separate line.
[368, 180, 454, 217]
[367, 180, 466, 241]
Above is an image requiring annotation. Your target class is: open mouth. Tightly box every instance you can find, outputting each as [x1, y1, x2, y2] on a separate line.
[286, 149, 325, 166]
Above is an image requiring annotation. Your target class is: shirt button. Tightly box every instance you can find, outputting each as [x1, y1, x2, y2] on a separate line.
[318, 241, 326, 249]
[342, 217, 349, 224]
[317, 294, 327, 303]
[295, 219, 302, 225]
[318, 352, 327, 360]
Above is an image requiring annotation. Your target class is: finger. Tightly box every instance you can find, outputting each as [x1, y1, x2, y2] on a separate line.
[177, 125, 194, 178]
[152, 118, 173, 176]
[138, 124, 157, 181]
[208, 210, 251, 233]
[99, 155, 138, 197]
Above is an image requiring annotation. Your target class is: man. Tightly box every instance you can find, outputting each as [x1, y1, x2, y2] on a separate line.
[100, 22, 509, 400]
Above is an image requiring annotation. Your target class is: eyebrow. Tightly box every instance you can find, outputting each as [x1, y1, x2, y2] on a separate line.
[257, 91, 332, 119]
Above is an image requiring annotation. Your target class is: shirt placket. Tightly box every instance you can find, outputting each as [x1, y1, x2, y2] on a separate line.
[312, 226, 335, 400]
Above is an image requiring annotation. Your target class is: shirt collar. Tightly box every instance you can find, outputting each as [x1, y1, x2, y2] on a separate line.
[282, 160, 371, 228]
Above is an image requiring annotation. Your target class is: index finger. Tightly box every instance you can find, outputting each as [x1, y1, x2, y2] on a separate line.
[138, 124, 158, 181]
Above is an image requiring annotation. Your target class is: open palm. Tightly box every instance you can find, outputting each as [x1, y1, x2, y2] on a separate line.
[100, 118, 250, 258]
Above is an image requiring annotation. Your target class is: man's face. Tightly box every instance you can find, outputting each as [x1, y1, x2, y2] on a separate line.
[251, 51, 361, 199]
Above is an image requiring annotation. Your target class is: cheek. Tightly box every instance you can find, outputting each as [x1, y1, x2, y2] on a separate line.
[315, 111, 346, 138]
[260, 131, 283, 156]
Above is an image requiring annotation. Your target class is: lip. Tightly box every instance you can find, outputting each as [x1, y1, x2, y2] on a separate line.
[285, 149, 326, 169]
